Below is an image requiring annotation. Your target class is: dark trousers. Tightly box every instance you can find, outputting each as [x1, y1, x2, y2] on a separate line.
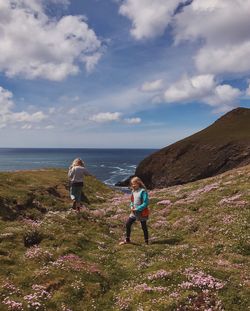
[126, 217, 149, 243]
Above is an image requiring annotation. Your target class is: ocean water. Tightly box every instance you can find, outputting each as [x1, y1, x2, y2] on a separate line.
[0, 148, 157, 186]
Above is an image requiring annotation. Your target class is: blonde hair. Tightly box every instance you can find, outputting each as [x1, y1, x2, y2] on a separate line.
[130, 176, 147, 189]
[71, 158, 84, 167]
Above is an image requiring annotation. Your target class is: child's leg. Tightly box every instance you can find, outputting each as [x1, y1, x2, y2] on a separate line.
[125, 217, 136, 242]
[72, 200, 77, 209]
[140, 220, 149, 244]
[75, 186, 82, 211]
[76, 201, 81, 211]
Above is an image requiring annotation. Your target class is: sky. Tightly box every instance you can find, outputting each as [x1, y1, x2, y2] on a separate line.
[0, 0, 250, 148]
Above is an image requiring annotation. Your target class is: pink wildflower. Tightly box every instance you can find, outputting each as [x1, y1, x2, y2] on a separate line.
[52, 254, 85, 271]
[115, 296, 131, 311]
[134, 283, 167, 292]
[157, 200, 172, 206]
[147, 269, 171, 281]
[180, 268, 226, 290]
[219, 194, 247, 207]
[3, 298, 23, 311]
[25, 246, 52, 260]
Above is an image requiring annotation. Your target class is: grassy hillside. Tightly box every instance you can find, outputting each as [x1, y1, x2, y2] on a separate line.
[0, 167, 249, 310]
[182, 107, 250, 143]
[135, 107, 250, 188]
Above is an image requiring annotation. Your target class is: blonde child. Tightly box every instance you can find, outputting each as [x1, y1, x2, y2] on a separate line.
[68, 158, 90, 211]
[120, 176, 149, 245]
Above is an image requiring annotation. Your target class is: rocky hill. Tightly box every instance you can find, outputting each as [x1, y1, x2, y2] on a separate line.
[135, 107, 250, 189]
[0, 167, 249, 310]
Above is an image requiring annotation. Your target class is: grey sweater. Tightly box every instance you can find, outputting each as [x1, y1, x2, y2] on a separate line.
[68, 166, 89, 183]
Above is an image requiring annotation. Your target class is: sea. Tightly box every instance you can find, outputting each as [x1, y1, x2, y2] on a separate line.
[0, 148, 157, 187]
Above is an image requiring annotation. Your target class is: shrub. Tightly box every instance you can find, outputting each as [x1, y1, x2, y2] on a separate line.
[23, 229, 43, 247]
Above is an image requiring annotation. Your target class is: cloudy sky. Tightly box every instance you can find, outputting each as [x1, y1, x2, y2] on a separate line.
[0, 0, 250, 148]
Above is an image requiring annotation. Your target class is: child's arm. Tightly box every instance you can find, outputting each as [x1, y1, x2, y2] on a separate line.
[68, 166, 74, 179]
[83, 167, 92, 176]
[130, 193, 135, 210]
[135, 191, 149, 211]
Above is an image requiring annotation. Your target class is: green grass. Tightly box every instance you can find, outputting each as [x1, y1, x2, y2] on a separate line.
[0, 167, 249, 310]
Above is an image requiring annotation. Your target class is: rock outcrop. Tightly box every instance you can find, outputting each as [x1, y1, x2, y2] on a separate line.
[135, 107, 250, 189]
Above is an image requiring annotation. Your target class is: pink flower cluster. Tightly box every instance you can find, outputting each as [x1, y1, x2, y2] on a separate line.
[169, 291, 179, 299]
[1, 281, 53, 311]
[115, 296, 131, 311]
[52, 254, 85, 272]
[175, 182, 220, 205]
[1, 282, 21, 296]
[153, 220, 168, 229]
[219, 194, 247, 207]
[25, 246, 52, 260]
[110, 195, 130, 206]
[157, 200, 172, 206]
[176, 290, 225, 311]
[134, 283, 166, 292]
[1, 282, 23, 310]
[147, 270, 171, 281]
[24, 284, 51, 310]
[180, 268, 225, 290]
[2, 298, 23, 311]
[189, 183, 220, 197]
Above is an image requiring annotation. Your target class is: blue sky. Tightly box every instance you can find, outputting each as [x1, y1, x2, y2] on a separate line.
[0, 0, 250, 148]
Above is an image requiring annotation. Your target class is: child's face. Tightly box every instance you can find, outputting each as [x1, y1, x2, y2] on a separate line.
[131, 181, 140, 190]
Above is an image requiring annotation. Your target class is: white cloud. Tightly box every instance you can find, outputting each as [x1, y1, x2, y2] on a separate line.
[119, 0, 180, 40]
[89, 112, 122, 123]
[21, 124, 33, 130]
[0, 85, 48, 128]
[0, 0, 103, 81]
[124, 117, 141, 124]
[174, 0, 250, 45]
[89, 111, 142, 125]
[141, 79, 163, 92]
[45, 125, 55, 129]
[164, 74, 241, 112]
[246, 83, 250, 97]
[11, 111, 47, 123]
[0, 86, 14, 114]
[174, 0, 250, 75]
[195, 42, 250, 75]
[118, 0, 250, 115]
[81, 52, 103, 73]
[45, 0, 70, 5]
[164, 74, 215, 102]
[68, 108, 78, 114]
[205, 85, 241, 107]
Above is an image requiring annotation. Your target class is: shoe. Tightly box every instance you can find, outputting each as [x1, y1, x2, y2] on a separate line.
[119, 240, 130, 245]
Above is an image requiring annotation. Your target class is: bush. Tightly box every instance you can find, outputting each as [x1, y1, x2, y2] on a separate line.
[23, 229, 43, 247]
